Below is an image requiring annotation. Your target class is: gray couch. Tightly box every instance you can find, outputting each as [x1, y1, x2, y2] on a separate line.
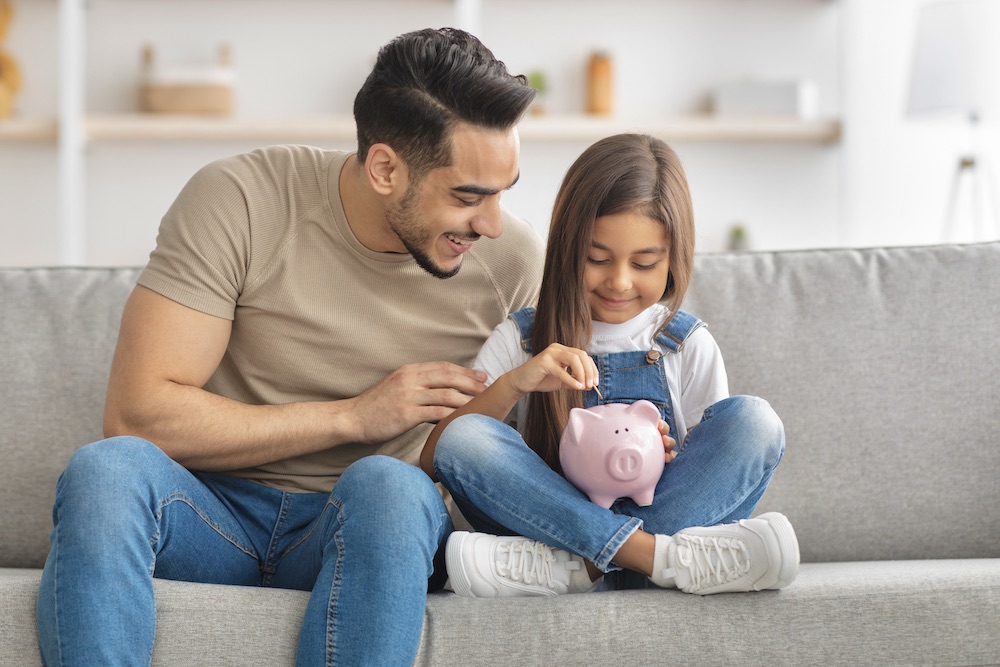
[2, 242, 998, 666]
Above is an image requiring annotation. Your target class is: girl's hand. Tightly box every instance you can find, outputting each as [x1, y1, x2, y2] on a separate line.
[506, 343, 599, 396]
[659, 420, 678, 463]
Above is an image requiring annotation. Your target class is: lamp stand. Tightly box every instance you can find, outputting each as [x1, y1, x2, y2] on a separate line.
[942, 114, 1000, 243]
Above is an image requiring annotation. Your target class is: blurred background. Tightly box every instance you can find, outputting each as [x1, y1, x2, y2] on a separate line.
[0, 0, 997, 267]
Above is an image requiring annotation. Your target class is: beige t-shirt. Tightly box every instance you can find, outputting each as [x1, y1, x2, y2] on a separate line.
[138, 145, 544, 493]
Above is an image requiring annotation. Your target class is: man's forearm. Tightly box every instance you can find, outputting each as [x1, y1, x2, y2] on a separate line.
[104, 381, 361, 471]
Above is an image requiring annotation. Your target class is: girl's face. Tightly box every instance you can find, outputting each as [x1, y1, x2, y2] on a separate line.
[584, 210, 670, 324]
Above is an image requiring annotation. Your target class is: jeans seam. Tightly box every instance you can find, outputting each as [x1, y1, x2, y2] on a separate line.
[50, 534, 64, 666]
[281, 499, 334, 560]
[325, 495, 346, 667]
[155, 492, 257, 559]
[260, 492, 294, 582]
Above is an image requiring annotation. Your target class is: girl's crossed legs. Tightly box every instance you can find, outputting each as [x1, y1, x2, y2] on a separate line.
[433, 395, 799, 596]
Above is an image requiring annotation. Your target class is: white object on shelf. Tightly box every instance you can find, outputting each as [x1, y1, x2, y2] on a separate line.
[712, 80, 820, 119]
[139, 45, 235, 116]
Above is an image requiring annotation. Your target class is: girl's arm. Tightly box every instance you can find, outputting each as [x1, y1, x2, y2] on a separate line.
[420, 343, 598, 480]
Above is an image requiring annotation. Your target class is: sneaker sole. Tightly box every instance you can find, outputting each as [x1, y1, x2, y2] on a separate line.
[445, 531, 478, 598]
[753, 512, 800, 590]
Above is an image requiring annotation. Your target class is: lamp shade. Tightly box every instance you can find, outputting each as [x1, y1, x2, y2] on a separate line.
[907, 0, 1000, 121]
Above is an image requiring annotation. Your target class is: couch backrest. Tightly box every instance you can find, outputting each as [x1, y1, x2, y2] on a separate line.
[683, 242, 1000, 562]
[1, 267, 140, 568]
[2, 243, 998, 568]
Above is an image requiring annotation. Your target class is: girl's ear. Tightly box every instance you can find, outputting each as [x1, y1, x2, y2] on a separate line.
[364, 143, 407, 196]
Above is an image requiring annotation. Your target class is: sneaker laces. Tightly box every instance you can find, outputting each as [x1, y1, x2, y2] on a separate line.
[675, 534, 752, 589]
[494, 540, 560, 589]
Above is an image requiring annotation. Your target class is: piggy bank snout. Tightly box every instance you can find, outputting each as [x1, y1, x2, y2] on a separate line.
[606, 446, 647, 481]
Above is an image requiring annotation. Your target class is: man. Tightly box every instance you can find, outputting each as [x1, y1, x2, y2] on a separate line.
[36, 28, 542, 666]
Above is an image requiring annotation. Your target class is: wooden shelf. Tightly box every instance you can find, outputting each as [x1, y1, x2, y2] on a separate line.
[1, 113, 840, 144]
[518, 114, 841, 144]
[90, 113, 841, 144]
[0, 118, 59, 142]
[85, 114, 358, 142]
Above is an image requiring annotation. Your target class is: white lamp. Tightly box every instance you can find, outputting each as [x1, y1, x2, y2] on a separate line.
[907, 0, 1000, 241]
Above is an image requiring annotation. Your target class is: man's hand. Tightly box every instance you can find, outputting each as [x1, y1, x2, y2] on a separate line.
[348, 361, 487, 444]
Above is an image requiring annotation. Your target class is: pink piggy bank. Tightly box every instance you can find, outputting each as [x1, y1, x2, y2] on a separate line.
[559, 400, 664, 509]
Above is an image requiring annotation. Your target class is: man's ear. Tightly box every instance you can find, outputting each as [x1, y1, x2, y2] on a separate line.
[364, 143, 408, 196]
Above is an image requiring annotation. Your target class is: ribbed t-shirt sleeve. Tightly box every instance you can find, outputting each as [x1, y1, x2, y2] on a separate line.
[137, 157, 252, 320]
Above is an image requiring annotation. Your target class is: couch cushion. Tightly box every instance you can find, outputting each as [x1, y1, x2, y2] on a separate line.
[0, 268, 141, 568]
[419, 559, 1000, 667]
[683, 243, 1000, 562]
[0, 568, 307, 665]
[4, 561, 999, 666]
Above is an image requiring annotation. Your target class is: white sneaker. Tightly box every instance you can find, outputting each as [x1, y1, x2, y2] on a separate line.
[446, 531, 593, 598]
[651, 512, 800, 595]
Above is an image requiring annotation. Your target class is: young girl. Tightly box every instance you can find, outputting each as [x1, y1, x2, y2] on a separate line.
[420, 133, 798, 597]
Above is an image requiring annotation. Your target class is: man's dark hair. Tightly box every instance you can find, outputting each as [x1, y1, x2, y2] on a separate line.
[353, 28, 535, 179]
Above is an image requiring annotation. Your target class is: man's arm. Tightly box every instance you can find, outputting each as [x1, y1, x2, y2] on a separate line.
[104, 286, 486, 471]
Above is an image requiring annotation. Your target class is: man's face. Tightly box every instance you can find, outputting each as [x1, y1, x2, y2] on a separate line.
[385, 124, 520, 279]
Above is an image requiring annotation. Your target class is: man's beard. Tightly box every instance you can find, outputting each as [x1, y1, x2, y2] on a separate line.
[385, 186, 462, 280]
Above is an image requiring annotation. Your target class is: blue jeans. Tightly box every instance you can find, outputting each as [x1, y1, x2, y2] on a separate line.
[433, 395, 784, 589]
[36, 437, 452, 666]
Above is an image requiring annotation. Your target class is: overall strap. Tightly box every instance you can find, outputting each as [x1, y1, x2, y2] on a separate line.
[653, 310, 705, 353]
[509, 307, 536, 352]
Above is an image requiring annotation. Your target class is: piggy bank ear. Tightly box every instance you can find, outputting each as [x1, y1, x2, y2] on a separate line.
[563, 406, 603, 444]
[627, 400, 661, 425]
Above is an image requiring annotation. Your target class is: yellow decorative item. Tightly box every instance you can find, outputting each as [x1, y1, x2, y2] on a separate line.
[0, 0, 22, 119]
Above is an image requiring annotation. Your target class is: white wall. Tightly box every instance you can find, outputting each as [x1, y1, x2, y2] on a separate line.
[841, 0, 1000, 247]
[478, 0, 843, 253]
[1, 0, 997, 267]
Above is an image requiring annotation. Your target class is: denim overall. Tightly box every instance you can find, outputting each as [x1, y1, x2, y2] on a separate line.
[433, 307, 784, 584]
[508, 306, 704, 446]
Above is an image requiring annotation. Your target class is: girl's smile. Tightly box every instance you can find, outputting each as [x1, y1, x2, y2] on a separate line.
[585, 210, 671, 324]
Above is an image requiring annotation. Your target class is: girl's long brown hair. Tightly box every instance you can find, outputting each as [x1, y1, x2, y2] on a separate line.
[523, 133, 695, 472]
